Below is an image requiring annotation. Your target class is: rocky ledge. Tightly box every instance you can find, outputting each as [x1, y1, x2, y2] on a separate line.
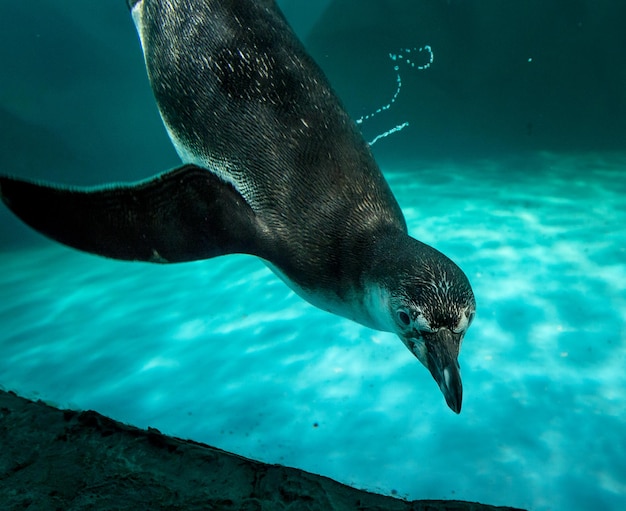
[0, 391, 525, 510]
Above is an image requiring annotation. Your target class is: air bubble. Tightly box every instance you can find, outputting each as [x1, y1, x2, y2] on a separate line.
[356, 45, 434, 146]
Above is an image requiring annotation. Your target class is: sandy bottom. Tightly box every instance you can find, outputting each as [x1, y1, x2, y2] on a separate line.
[1, 152, 625, 511]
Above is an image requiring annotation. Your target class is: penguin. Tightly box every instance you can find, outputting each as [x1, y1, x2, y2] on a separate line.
[0, 0, 475, 413]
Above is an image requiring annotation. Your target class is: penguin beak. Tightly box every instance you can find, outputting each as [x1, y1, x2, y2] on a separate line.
[424, 329, 463, 414]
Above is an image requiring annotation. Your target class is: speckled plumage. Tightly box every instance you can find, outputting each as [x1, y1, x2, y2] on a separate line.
[0, 0, 475, 412]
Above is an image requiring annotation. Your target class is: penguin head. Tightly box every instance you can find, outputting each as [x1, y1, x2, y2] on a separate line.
[370, 236, 476, 413]
[391, 292, 474, 414]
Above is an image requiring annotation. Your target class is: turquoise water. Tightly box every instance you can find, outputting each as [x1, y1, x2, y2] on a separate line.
[1, 2, 625, 510]
[1, 152, 625, 510]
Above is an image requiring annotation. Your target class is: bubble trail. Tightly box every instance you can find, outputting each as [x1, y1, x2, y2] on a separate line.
[356, 45, 433, 146]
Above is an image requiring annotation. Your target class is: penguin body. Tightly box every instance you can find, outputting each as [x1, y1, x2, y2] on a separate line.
[0, 0, 475, 412]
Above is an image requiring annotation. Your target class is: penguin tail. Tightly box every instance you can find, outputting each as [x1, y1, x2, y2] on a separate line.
[0, 165, 262, 263]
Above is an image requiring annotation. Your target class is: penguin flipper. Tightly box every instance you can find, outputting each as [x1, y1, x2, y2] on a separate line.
[0, 165, 263, 263]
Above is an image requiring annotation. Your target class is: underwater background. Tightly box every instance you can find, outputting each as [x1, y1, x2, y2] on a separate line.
[0, 1, 625, 510]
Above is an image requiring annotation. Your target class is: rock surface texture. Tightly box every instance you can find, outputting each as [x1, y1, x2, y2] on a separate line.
[0, 391, 525, 511]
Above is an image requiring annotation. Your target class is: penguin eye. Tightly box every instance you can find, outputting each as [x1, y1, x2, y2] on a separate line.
[396, 310, 411, 327]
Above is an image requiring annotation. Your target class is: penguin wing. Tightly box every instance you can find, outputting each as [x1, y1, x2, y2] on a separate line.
[0, 165, 265, 263]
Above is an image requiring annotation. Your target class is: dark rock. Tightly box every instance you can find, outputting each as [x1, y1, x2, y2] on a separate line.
[0, 390, 525, 511]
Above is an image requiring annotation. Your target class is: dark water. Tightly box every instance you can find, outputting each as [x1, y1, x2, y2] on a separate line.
[1, 2, 625, 510]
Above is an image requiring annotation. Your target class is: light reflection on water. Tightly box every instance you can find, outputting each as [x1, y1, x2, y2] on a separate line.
[1, 152, 625, 511]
